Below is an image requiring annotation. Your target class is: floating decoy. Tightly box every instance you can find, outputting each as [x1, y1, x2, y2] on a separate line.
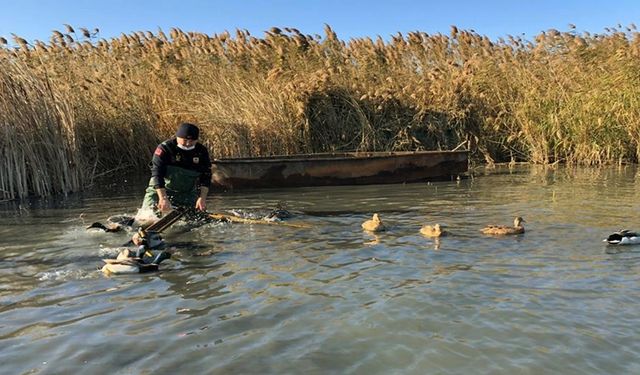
[101, 247, 171, 275]
[86, 214, 136, 233]
[420, 223, 448, 238]
[362, 213, 385, 232]
[106, 215, 135, 227]
[481, 216, 525, 235]
[604, 229, 640, 245]
[265, 208, 293, 221]
[86, 222, 123, 233]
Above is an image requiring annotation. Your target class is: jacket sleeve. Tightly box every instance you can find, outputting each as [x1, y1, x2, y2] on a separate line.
[150, 143, 171, 189]
[198, 148, 212, 188]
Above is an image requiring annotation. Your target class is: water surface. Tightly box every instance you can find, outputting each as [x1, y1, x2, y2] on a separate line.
[2, 166, 640, 374]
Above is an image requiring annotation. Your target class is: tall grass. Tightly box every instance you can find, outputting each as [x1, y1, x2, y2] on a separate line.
[0, 56, 80, 199]
[2, 23, 640, 198]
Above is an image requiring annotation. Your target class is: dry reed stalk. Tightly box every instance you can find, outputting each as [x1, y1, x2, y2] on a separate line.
[1, 23, 640, 197]
[0, 58, 82, 198]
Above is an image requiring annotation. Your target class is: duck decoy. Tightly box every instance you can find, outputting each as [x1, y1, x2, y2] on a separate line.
[86, 214, 138, 233]
[420, 223, 448, 237]
[265, 208, 293, 221]
[604, 229, 640, 245]
[362, 213, 385, 232]
[101, 246, 171, 275]
[106, 215, 135, 227]
[86, 222, 123, 233]
[481, 216, 525, 235]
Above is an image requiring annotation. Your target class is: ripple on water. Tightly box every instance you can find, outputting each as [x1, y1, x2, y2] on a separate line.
[3, 166, 640, 374]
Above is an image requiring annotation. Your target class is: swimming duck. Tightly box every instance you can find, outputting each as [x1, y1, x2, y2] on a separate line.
[86, 215, 137, 233]
[481, 216, 525, 235]
[101, 246, 171, 275]
[604, 229, 640, 245]
[362, 213, 385, 232]
[420, 223, 448, 237]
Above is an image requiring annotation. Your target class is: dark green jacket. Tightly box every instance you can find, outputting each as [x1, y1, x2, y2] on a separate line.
[143, 138, 212, 208]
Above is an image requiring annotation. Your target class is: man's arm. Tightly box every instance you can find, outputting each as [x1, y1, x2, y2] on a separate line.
[195, 146, 212, 211]
[156, 187, 172, 212]
[151, 143, 172, 212]
[195, 186, 208, 211]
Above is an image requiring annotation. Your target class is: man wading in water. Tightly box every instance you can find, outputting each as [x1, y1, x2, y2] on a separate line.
[140, 122, 212, 216]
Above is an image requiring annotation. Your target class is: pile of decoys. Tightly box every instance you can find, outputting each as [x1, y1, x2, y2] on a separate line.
[89, 208, 187, 276]
[100, 228, 172, 275]
[89, 207, 299, 275]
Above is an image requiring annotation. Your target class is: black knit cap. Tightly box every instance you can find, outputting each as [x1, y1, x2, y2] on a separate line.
[176, 123, 199, 140]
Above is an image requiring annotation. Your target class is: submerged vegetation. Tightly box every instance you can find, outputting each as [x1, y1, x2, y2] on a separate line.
[1, 23, 640, 198]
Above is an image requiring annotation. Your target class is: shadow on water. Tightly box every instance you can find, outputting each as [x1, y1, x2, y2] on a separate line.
[3, 165, 640, 374]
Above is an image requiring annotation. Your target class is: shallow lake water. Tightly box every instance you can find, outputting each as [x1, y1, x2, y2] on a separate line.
[2, 165, 640, 374]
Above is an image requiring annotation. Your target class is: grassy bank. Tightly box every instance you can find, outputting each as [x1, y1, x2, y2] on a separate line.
[1, 24, 640, 198]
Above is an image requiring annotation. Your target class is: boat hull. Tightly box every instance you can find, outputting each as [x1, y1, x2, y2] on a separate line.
[211, 150, 468, 189]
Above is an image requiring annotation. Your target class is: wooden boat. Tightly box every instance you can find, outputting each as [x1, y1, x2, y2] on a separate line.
[211, 150, 468, 189]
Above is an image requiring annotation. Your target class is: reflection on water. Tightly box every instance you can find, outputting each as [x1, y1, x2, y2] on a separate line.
[2, 165, 640, 374]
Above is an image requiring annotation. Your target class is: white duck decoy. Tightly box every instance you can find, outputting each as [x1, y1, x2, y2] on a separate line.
[604, 230, 640, 245]
[362, 213, 385, 232]
[481, 216, 526, 235]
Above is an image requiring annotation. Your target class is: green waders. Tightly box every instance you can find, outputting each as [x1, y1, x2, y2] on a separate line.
[142, 165, 202, 211]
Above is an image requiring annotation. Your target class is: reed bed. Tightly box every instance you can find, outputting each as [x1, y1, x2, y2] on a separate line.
[2, 23, 640, 198]
[0, 56, 80, 199]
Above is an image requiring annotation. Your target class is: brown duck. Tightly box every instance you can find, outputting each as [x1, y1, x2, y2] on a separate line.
[420, 223, 448, 237]
[362, 213, 385, 232]
[481, 217, 525, 235]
